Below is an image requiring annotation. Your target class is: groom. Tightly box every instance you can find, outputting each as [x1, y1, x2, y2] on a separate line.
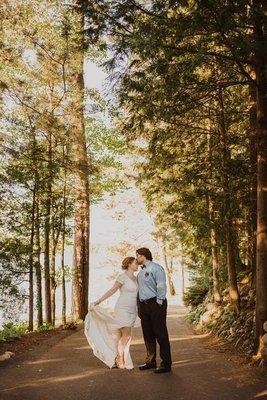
[136, 247, 172, 373]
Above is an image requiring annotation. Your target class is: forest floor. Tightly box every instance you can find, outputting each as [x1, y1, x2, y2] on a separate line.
[0, 326, 76, 359]
[0, 305, 267, 400]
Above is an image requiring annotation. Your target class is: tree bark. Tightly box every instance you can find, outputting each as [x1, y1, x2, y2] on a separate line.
[28, 178, 36, 332]
[61, 146, 67, 326]
[70, 1, 90, 321]
[207, 133, 222, 303]
[217, 87, 240, 313]
[181, 259, 185, 296]
[61, 228, 67, 326]
[210, 217, 222, 304]
[34, 186, 43, 327]
[44, 131, 52, 324]
[50, 215, 57, 326]
[30, 121, 43, 328]
[249, 78, 257, 288]
[50, 211, 62, 326]
[206, 195, 222, 304]
[253, 0, 267, 352]
[162, 243, 176, 296]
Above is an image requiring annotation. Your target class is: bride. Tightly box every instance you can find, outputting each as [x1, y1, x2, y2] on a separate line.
[84, 256, 139, 370]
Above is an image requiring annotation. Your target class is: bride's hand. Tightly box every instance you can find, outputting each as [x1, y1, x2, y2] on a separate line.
[93, 299, 101, 306]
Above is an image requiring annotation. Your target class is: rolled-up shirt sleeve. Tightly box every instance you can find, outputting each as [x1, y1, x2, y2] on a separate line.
[153, 265, 167, 305]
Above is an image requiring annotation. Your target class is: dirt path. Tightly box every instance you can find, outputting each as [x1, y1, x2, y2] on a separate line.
[1, 306, 267, 400]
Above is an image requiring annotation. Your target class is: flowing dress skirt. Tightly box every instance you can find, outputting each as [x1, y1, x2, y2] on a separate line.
[84, 304, 134, 369]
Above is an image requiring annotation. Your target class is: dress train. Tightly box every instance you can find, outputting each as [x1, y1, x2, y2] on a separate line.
[84, 304, 134, 369]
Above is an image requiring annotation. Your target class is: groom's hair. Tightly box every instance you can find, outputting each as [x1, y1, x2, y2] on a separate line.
[136, 247, 153, 261]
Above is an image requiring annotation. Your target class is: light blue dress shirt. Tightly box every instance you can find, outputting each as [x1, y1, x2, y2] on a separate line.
[137, 260, 167, 305]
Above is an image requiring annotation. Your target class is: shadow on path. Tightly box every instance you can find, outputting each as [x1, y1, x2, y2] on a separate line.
[0, 306, 267, 400]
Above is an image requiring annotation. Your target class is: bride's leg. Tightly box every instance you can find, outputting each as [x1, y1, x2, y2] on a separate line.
[119, 327, 131, 349]
[116, 329, 125, 368]
[124, 327, 134, 370]
[119, 327, 133, 369]
[117, 328, 122, 344]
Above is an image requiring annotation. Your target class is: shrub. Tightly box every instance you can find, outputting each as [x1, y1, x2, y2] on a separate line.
[63, 321, 78, 330]
[36, 322, 53, 332]
[186, 302, 207, 325]
[183, 276, 211, 307]
[0, 322, 28, 341]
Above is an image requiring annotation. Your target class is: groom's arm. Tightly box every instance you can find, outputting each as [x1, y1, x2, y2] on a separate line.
[153, 264, 167, 305]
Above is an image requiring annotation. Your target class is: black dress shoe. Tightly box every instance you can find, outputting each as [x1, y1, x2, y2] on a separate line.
[139, 363, 157, 370]
[154, 366, 172, 373]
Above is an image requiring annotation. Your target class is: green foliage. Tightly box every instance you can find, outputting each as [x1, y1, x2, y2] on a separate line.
[36, 323, 54, 332]
[186, 302, 207, 325]
[0, 1, 262, 352]
[86, 116, 126, 202]
[183, 276, 211, 308]
[55, 265, 72, 286]
[0, 238, 29, 319]
[0, 0, 127, 325]
[0, 322, 28, 342]
[98, 1, 257, 323]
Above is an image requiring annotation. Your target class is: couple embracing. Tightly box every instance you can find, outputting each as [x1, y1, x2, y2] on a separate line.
[84, 248, 172, 373]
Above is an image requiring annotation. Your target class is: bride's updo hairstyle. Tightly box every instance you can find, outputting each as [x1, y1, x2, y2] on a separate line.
[121, 256, 135, 270]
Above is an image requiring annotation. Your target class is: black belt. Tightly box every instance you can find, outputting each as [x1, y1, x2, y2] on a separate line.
[139, 296, 157, 304]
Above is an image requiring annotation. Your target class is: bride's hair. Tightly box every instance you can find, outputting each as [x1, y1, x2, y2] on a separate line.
[121, 256, 135, 270]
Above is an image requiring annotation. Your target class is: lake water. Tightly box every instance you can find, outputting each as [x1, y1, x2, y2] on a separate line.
[0, 187, 189, 328]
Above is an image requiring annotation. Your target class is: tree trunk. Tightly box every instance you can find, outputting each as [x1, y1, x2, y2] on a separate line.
[70, 1, 90, 321]
[50, 211, 62, 326]
[30, 122, 43, 327]
[254, 0, 267, 352]
[61, 230, 66, 326]
[211, 226, 221, 303]
[206, 194, 222, 304]
[207, 133, 222, 303]
[34, 187, 43, 327]
[44, 131, 52, 324]
[61, 147, 67, 326]
[181, 259, 185, 296]
[162, 243, 176, 296]
[28, 179, 36, 332]
[217, 87, 240, 313]
[248, 76, 258, 288]
[50, 215, 57, 326]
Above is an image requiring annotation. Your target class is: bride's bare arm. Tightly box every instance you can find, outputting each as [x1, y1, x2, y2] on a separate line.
[93, 281, 122, 305]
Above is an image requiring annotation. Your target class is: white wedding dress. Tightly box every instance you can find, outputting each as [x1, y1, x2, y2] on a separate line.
[84, 272, 138, 369]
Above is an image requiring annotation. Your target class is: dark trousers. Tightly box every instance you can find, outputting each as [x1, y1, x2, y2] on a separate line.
[138, 298, 172, 368]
